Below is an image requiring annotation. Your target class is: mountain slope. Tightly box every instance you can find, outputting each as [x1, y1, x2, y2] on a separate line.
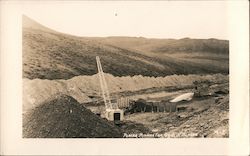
[99, 36, 228, 54]
[23, 15, 229, 80]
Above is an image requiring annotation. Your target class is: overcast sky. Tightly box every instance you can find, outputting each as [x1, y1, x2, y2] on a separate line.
[21, 1, 229, 39]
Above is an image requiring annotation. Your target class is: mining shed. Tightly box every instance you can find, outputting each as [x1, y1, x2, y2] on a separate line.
[23, 94, 123, 138]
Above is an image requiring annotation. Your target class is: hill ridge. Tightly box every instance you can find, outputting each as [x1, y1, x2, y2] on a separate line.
[23, 16, 229, 80]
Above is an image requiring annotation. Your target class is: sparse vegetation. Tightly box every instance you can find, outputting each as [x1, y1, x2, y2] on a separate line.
[22, 16, 229, 138]
[23, 16, 229, 80]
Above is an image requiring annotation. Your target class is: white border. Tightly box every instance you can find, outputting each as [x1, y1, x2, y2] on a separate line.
[0, 1, 249, 155]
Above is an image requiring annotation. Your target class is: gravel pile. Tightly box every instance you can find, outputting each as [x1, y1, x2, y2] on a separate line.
[23, 73, 228, 112]
[23, 94, 123, 138]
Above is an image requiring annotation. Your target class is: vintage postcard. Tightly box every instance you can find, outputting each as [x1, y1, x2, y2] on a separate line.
[0, 0, 249, 155]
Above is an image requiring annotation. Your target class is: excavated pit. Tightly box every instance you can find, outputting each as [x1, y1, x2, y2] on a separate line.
[23, 74, 229, 138]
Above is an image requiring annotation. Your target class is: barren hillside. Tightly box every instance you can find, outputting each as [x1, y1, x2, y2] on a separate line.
[23, 16, 229, 80]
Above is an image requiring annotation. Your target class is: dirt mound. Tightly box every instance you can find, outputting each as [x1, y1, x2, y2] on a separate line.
[23, 94, 122, 138]
[22, 78, 92, 113]
[23, 73, 229, 113]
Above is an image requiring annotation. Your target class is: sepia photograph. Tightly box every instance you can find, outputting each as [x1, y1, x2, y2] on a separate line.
[22, 3, 229, 138]
[0, 1, 249, 155]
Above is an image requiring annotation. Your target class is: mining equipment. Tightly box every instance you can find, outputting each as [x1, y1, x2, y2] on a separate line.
[96, 56, 124, 124]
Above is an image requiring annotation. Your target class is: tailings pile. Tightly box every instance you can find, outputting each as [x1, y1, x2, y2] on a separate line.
[23, 73, 228, 112]
[23, 94, 122, 138]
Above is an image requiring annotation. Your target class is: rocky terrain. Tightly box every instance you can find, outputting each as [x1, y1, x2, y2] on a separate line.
[22, 73, 229, 138]
[22, 15, 229, 138]
[23, 73, 228, 113]
[23, 95, 123, 138]
[123, 95, 229, 138]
